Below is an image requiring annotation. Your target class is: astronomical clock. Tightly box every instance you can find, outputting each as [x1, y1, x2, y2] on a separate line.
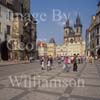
[12, 21, 19, 36]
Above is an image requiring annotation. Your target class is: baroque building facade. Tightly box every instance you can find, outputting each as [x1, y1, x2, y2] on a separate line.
[86, 2, 100, 58]
[86, 29, 91, 57]
[56, 44, 67, 57]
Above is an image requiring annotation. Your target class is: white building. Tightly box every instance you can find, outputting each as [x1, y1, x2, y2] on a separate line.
[37, 41, 47, 57]
[0, 4, 13, 42]
[56, 41, 85, 57]
[87, 2, 100, 58]
[86, 29, 91, 57]
[95, 3, 100, 58]
[56, 45, 67, 57]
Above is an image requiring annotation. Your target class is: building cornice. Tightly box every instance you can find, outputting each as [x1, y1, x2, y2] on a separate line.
[0, 2, 14, 11]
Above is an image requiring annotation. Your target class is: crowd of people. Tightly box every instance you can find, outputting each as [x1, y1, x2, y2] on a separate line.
[62, 54, 78, 72]
[39, 54, 85, 72]
[40, 56, 53, 71]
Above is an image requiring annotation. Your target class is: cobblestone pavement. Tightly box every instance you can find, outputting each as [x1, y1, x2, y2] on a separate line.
[0, 61, 100, 100]
[0, 60, 29, 66]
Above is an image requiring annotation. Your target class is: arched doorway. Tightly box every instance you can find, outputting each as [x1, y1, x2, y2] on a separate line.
[97, 49, 100, 58]
[0, 41, 9, 61]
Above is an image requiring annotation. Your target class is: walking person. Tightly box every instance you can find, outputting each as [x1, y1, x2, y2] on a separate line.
[63, 56, 69, 72]
[40, 57, 45, 70]
[57, 56, 61, 64]
[89, 55, 94, 64]
[91, 56, 94, 64]
[47, 58, 51, 71]
[50, 56, 53, 69]
[73, 54, 78, 72]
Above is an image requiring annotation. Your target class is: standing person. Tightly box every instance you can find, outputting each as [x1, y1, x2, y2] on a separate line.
[61, 56, 64, 62]
[50, 56, 53, 69]
[63, 56, 69, 72]
[86, 56, 89, 63]
[89, 56, 91, 63]
[91, 56, 94, 64]
[40, 57, 45, 70]
[71, 56, 74, 63]
[68, 57, 71, 64]
[47, 58, 51, 71]
[89, 55, 94, 64]
[57, 56, 61, 64]
[73, 54, 78, 72]
[50, 56, 53, 65]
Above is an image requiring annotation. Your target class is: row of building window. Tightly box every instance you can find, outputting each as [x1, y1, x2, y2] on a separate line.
[97, 38, 100, 45]
[0, 22, 11, 34]
[0, 6, 12, 20]
[0, 5, 12, 34]
[90, 27, 100, 46]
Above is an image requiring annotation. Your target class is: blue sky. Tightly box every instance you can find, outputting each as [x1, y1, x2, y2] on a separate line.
[31, 0, 99, 44]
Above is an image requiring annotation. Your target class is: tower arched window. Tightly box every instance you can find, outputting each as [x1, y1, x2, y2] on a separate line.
[97, 38, 99, 45]
[66, 30, 68, 34]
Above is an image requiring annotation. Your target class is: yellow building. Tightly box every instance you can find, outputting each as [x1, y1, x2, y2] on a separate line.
[47, 38, 56, 58]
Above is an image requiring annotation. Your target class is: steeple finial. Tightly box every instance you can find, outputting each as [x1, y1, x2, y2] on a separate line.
[74, 14, 82, 27]
[64, 15, 70, 28]
[66, 18, 69, 27]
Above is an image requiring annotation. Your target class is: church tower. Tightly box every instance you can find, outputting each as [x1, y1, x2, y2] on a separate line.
[63, 15, 85, 56]
[74, 15, 82, 42]
[74, 15, 82, 36]
[64, 18, 71, 44]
